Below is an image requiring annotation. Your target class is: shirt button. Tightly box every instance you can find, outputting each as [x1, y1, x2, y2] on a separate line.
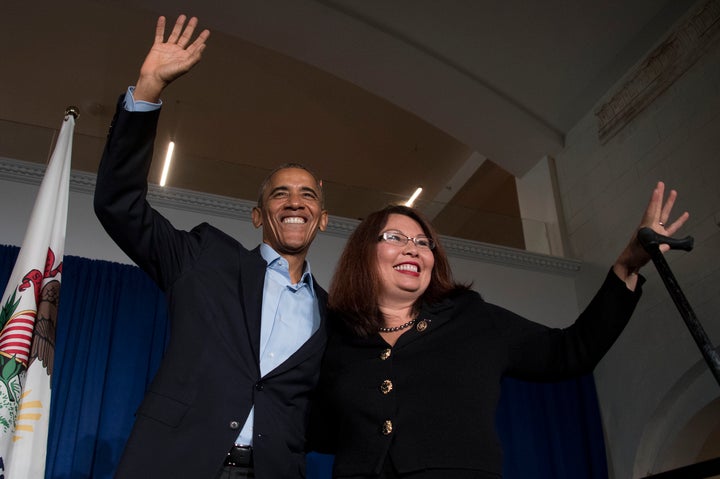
[381, 420, 393, 436]
[229, 421, 240, 430]
[380, 348, 391, 360]
[416, 319, 428, 332]
[380, 379, 393, 394]
[256, 382, 264, 391]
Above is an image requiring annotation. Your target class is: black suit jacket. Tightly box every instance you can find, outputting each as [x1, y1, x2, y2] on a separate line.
[94, 99, 327, 478]
[310, 271, 641, 478]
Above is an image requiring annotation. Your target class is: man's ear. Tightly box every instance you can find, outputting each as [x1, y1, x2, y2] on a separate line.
[251, 207, 263, 229]
[318, 210, 329, 232]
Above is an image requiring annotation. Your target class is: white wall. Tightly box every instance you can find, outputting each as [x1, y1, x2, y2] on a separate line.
[555, 10, 720, 477]
[452, 255, 580, 328]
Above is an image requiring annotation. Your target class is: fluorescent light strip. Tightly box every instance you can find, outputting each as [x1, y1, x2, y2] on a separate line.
[160, 141, 175, 187]
[405, 187, 423, 207]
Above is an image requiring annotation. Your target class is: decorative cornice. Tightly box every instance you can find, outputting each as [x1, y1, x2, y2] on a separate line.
[0, 157, 581, 275]
[147, 183, 256, 220]
[440, 235, 581, 274]
[596, 0, 720, 142]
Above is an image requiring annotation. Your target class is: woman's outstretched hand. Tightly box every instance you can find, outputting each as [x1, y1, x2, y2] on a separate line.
[613, 181, 690, 290]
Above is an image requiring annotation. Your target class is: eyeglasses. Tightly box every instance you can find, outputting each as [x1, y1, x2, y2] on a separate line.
[378, 231, 435, 250]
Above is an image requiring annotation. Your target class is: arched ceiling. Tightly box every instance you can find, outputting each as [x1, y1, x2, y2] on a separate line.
[0, 0, 697, 246]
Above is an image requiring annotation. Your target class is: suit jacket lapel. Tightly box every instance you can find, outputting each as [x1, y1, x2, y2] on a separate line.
[394, 297, 455, 349]
[238, 246, 266, 369]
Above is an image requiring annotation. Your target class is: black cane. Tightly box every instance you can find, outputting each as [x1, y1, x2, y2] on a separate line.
[637, 227, 720, 387]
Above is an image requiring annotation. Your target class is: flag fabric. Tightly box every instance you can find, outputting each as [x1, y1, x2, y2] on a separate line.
[0, 110, 75, 477]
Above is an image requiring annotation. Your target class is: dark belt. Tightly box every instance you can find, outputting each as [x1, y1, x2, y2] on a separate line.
[224, 445, 253, 467]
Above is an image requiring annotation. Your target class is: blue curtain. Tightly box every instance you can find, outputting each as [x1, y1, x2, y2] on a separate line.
[0, 245, 168, 479]
[496, 376, 608, 478]
[0, 245, 607, 478]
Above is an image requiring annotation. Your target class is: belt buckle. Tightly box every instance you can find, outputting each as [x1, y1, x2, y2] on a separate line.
[225, 444, 253, 467]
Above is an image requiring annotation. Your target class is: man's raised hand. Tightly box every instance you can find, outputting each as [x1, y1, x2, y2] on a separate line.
[134, 15, 210, 103]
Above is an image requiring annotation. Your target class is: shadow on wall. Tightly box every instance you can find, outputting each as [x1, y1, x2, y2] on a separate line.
[634, 356, 720, 476]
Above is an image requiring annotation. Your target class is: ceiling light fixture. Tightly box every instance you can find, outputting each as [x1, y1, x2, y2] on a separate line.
[405, 187, 423, 207]
[159, 140, 175, 187]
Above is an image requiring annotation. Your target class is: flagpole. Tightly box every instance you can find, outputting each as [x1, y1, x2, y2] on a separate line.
[64, 106, 79, 120]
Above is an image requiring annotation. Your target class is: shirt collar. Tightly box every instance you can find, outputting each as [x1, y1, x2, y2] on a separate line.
[260, 243, 315, 291]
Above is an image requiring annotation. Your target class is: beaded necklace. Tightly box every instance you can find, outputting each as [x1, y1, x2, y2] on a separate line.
[378, 318, 417, 333]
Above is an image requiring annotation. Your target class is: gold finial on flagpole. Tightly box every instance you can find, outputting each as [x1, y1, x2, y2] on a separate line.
[65, 106, 80, 120]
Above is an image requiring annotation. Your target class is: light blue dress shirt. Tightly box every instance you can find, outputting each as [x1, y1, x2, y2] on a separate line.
[123, 86, 162, 111]
[236, 244, 320, 445]
[123, 88, 321, 446]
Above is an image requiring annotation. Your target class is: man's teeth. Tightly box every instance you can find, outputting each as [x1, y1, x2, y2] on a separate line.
[283, 217, 306, 224]
[394, 264, 419, 273]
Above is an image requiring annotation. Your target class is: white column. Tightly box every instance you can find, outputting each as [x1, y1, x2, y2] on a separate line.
[515, 155, 566, 256]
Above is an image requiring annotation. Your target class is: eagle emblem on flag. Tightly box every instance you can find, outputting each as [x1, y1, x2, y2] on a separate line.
[0, 249, 61, 432]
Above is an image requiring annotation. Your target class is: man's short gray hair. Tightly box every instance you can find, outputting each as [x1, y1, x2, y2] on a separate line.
[256, 163, 324, 208]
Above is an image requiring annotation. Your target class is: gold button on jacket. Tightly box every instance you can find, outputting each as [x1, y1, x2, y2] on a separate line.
[380, 379, 393, 394]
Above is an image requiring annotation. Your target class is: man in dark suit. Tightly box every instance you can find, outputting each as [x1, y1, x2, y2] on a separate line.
[94, 14, 329, 478]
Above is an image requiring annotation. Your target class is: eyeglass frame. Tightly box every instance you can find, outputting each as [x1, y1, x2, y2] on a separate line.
[377, 230, 436, 250]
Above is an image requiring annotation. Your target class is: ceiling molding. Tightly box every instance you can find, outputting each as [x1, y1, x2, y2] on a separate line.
[596, 0, 720, 142]
[0, 157, 581, 275]
[439, 235, 581, 275]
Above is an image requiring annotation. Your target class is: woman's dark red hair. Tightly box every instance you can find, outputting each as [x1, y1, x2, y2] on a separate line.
[329, 205, 469, 337]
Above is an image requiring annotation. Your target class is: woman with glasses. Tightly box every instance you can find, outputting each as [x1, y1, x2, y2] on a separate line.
[309, 182, 688, 478]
